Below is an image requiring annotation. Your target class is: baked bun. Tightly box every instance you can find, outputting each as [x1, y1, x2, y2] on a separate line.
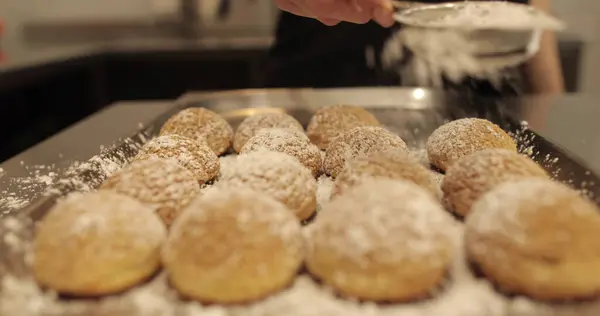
[133, 134, 219, 184]
[442, 149, 548, 217]
[466, 178, 600, 300]
[218, 150, 317, 221]
[240, 128, 321, 177]
[33, 191, 166, 296]
[159, 107, 233, 155]
[426, 118, 517, 171]
[233, 112, 304, 153]
[323, 126, 408, 178]
[306, 104, 380, 150]
[331, 149, 437, 199]
[162, 188, 304, 304]
[100, 158, 201, 227]
[306, 178, 456, 302]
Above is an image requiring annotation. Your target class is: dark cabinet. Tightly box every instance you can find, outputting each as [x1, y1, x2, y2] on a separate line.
[0, 49, 267, 161]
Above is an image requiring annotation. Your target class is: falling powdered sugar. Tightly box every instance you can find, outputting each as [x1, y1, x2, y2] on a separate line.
[384, 2, 564, 88]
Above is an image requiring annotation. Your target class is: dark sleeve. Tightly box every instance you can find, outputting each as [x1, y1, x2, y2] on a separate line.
[264, 12, 396, 88]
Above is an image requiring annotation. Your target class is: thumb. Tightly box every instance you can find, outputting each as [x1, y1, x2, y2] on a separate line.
[371, 0, 394, 27]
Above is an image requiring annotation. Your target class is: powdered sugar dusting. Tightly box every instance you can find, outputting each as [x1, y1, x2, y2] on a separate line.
[332, 149, 437, 198]
[323, 126, 408, 177]
[306, 105, 380, 150]
[38, 191, 166, 249]
[241, 129, 321, 177]
[100, 158, 201, 226]
[316, 175, 333, 212]
[233, 112, 304, 152]
[1, 140, 144, 215]
[426, 118, 516, 170]
[218, 150, 316, 220]
[442, 148, 548, 216]
[466, 178, 576, 242]
[170, 187, 302, 252]
[134, 135, 219, 184]
[309, 179, 456, 265]
[159, 107, 233, 156]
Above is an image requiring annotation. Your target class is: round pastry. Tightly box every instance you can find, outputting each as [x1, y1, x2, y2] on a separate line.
[306, 104, 380, 150]
[218, 150, 317, 221]
[233, 112, 304, 153]
[306, 178, 456, 302]
[133, 134, 219, 184]
[33, 191, 166, 296]
[426, 118, 517, 172]
[323, 126, 408, 178]
[159, 107, 233, 155]
[240, 128, 321, 177]
[100, 158, 201, 227]
[163, 188, 304, 304]
[465, 178, 600, 300]
[442, 149, 548, 217]
[331, 149, 437, 198]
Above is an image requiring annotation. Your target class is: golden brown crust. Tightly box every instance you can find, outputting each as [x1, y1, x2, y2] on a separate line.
[466, 179, 600, 300]
[233, 113, 304, 153]
[426, 118, 517, 172]
[306, 104, 380, 150]
[331, 149, 437, 199]
[33, 191, 166, 296]
[442, 149, 548, 217]
[162, 188, 304, 304]
[159, 107, 233, 156]
[306, 179, 456, 302]
[100, 158, 201, 227]
[323, 126, 408, 178]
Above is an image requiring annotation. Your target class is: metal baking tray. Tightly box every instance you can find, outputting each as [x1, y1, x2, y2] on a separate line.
[2, 88, 600, 315]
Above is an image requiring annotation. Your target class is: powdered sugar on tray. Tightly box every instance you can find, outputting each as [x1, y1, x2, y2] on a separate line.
[1, 113, 599, 316]
[316, 175, 333, 211]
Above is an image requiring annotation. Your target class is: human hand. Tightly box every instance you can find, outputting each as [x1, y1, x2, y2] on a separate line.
[273, 0, 395, 27]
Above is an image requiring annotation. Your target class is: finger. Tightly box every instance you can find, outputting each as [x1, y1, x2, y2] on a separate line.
[290, 0, 320, 17]
[308, 0, 372, 24]
[274, 0, 313, 17]
[373, 4, 395, 27]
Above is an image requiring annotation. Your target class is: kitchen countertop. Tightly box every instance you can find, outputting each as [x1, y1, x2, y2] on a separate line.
[1, 88, 599, 217]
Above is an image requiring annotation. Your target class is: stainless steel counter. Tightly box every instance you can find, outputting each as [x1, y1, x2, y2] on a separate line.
[1, 88, 599, 216]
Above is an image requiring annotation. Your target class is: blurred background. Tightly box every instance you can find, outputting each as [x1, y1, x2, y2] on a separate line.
[0, 0, 598, 162]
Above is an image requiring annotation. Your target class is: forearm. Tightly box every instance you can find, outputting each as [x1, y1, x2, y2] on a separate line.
[521, 0, 565, 94]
